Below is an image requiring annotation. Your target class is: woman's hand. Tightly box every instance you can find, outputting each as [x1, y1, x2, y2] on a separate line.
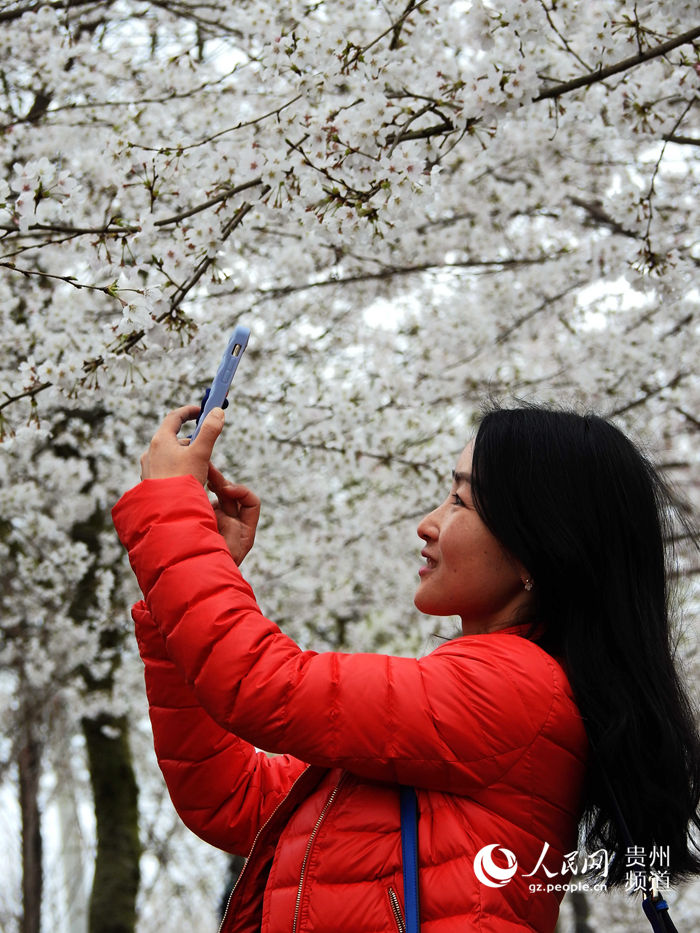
[140, 405, 259, 563]
[207, 464, 261, 565]
[140, 405, 225, 486]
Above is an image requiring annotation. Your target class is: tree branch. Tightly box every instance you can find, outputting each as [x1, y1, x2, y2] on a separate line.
[390, 0, 420, 50]
[0, 196, 263, 417]
[385, 119, 455, 148]
[341, 0, 428, 71]
[494, 280, 589, 346]
[534, 25, 700, 101]
[129, 96, 304, 154]
[0, 261, 119, 295]
[270, 433, 442, 480]
[675, 408, 700, 432]
[640, 97, 696, 265]
[537, 0, 593, 73]
[0, 0, 107, 24]
[569, 196, 639, 239]
[86, 197, 262, 363]
[0, 75, 236, 131]
[153, 177, 264, 226]
[662, 133, 700, 147]
[253, 251, 570, 303]
[606, 372, 688, 418]
[0, 177, 266, 254]
[146, 0, 245, 38]
[0, 383, 51, 414]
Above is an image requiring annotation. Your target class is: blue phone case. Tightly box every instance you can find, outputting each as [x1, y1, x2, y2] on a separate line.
[191, 325, 250, 440]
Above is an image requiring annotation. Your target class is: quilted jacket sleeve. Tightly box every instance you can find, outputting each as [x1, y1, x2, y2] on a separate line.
[113, 475, 581, 794]
[133, 597, 307, 853]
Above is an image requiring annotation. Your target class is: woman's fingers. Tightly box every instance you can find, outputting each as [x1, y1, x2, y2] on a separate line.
[207, 465, 260, 530]
[140, 406, 224, 483]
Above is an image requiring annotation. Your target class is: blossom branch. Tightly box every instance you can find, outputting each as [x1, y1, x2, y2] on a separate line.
[341, 0, 429, 71]
[0, 177, 266, 256]
[537, 0, 593, 73]
[662, 133, 700, 147]
[639, 96, 696, 271]
[606, 372, 689, 418]
[96, 197, 262, 361]
[1, 196, 262, 414]
[0, 383, 51, 414]
[270, 433, 443, 480]
[1, 74, 238, 131]
[0, 261, 120, 295]
[146, 0, 245, 37]
[129, 96, 304, 154]
[253, 251, 571, 303]
[534, 24, 700, 101]
[569, 196, 639, 239]
[0, 0, 101, 24]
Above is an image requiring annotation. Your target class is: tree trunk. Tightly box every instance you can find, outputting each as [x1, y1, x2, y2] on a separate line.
[55, 707, 89, 933]
[70, 498, 141, 933]
[18, 715, 42, 933]
[570, 889, 594, 933]
[83, 713, 141, 933]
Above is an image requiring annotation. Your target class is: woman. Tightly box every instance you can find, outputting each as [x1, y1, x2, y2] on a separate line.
[112, 402, 700, 932]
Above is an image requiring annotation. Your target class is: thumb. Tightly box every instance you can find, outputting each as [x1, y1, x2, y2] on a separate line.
[194, 407, 225, 456]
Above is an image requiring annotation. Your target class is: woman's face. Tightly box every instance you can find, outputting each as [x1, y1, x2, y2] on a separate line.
[414, 443, 532, 635]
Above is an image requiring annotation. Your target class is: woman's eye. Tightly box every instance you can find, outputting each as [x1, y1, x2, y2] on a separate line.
[452, 493, 465, 507]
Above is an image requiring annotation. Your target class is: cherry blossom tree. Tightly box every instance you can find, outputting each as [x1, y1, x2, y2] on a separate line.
[1, 1, 699, 930]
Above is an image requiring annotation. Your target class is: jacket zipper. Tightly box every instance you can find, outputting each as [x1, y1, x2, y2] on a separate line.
[388, 886, 406, 933]
[291, 773, 345, 933]
[217, 766, 316, 933]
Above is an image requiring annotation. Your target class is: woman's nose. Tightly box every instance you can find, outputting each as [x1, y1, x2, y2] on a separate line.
[417, 504, 441, 542]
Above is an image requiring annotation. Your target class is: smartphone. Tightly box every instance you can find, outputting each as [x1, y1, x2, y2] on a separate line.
[190, 324, 250, 440]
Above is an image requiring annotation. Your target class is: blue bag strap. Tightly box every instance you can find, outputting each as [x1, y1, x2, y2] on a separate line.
[596, 761, 681, 932]
[401, 769, 680, 933]
[643, 894, 679, 933]
[399, 785, 420, 933]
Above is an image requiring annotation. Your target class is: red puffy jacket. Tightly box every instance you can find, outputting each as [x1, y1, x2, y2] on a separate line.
[113, 476, 588, 933]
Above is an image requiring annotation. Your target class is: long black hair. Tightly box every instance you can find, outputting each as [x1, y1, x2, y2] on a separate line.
[470, 403, 700, 887]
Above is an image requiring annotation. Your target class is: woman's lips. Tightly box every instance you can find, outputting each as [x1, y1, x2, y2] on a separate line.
[419, 551, 437, 576]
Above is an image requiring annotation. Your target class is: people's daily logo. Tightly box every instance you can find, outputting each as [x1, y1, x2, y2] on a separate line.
[472, 842, 670, 894]
[473, 845, 518, 887]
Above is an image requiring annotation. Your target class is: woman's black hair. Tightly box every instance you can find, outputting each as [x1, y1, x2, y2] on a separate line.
[470, 402, 700, 887]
